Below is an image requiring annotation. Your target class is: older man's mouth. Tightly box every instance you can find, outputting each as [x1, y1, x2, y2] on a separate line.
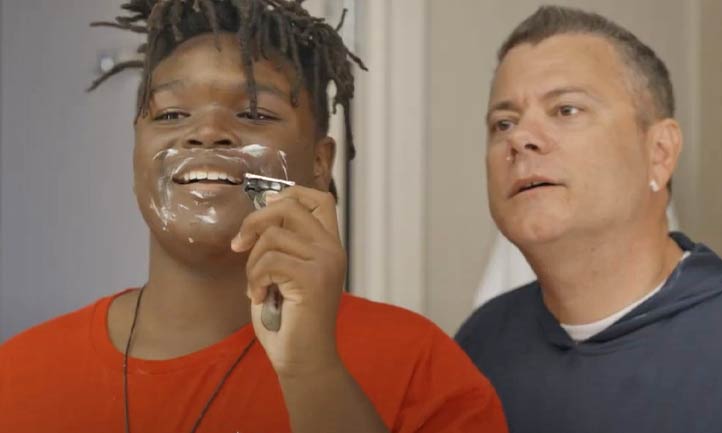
[510, 176, 564, 198]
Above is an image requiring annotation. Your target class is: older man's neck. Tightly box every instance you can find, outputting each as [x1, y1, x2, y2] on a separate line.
[526, 223, 683, 326]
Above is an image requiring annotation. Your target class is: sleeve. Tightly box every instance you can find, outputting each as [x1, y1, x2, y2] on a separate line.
[392, 325, 508, 433]
[0, 338, 17, 427]
[0, 344, 5, 407]
[0, 340, 12, 410]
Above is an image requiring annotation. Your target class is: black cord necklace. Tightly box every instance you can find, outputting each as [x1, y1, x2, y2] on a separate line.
[123, 288, 257, 433]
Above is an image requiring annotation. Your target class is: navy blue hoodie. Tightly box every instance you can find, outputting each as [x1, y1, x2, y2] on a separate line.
[456, 233, 722, 433]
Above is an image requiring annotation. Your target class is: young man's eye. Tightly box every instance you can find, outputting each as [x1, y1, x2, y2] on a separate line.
[237, 111, 279, 122]
[153, 111, 189, 122]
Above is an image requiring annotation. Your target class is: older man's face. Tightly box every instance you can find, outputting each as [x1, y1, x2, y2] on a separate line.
[486, 33, 654, 246]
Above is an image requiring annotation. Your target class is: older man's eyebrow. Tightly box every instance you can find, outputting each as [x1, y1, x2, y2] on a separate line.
[541, 86, 603, 103]
[486, 100, 521, 125]
[485, 86, 604, 124]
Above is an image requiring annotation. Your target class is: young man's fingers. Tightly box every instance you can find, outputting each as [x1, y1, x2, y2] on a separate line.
[246, 250, 308, 302]
[245, 225, 314, 272]
[233, 196, 328, 252]
[267, 186, 340, 238]
[246, 285, 269, 306]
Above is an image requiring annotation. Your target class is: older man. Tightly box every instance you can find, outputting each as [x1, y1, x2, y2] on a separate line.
[457, 6, 722, 433]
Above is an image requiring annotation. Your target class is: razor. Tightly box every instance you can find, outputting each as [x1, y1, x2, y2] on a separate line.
[243, 173, 296, 332]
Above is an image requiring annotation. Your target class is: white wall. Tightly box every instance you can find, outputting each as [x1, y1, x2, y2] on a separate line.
[350, 0, 428, 312]
[0, 0, 148, 341]
[697, 0, 722, 253]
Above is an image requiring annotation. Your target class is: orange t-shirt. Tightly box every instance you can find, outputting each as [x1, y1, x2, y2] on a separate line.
[0, 290, 507, 433]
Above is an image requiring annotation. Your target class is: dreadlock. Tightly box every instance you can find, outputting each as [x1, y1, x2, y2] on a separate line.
[88, 0, 367, 196]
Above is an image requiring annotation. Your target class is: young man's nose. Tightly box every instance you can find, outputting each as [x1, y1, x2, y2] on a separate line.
[185, 113, 239, 148]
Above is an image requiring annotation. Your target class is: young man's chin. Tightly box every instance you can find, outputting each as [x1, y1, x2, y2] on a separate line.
[151, 225, 243, 259]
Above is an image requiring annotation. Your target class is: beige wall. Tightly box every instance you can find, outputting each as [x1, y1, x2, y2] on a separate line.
[697, 0, 722, 253]
[427, 0, 719, 334]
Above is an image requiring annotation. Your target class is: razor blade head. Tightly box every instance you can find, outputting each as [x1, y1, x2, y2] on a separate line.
[243, 173, 295, 209]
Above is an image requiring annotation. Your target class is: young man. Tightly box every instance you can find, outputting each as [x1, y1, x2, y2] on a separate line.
[456, 5, 722, 433]
[0, 1, 507, 432]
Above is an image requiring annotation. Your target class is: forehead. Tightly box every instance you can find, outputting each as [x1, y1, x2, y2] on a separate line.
[491, 33, 631, 102]
[151, 32, 294, 93]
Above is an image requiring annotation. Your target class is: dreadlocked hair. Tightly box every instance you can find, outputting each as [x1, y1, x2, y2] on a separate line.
[89, 0, 367, 198]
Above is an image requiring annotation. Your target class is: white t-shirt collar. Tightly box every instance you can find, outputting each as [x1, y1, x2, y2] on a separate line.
[560, 251, 690, 342]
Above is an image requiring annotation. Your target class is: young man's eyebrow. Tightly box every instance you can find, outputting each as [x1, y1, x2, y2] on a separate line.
[149, 80, 289, 100]
[248, 83, 290, 100]
[149, 79, 184, 96]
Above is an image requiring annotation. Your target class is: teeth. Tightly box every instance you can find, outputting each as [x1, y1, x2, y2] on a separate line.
[179, 169, 239, 184]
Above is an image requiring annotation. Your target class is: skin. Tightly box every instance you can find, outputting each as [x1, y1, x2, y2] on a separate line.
[486, 34, 684, 325]
[106, 33, 388, 433]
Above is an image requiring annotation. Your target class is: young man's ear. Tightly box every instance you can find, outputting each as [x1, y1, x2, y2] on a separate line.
[647, 118, 683, 192]
[313, 136, 336, 192]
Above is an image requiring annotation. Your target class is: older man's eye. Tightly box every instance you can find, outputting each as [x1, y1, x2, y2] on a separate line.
[493, 119, 515, 132]
[558, 105, 581, 117]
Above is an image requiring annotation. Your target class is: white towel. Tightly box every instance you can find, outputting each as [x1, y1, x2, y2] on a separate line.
[474, 204, 681, 308]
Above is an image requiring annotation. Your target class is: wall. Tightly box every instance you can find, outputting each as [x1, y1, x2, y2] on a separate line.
[350, 0, 427, 312]
[0, 1, 3, 338]
[697, 0, 722, 253]
[0, 0, 147, 341]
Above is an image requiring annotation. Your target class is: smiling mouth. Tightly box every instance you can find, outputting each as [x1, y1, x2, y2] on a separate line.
[173, 169, 243, 186]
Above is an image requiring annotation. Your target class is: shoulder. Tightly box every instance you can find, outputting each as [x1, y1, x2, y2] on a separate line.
[0, 293, 113, 367]
[335, 293, 496, 389]
[455, 282, 539, 349]
[336, 294, 507, 430]
[336, 293, 472, 356]
[336, 293, 481, 373]
[337, 293, 438, 337]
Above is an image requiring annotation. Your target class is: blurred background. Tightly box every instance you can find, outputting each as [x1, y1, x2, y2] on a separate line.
[1, 0, 720, 340]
